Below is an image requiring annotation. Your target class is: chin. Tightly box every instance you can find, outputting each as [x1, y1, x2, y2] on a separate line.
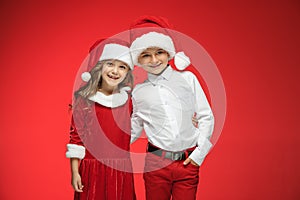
[154, 68, 166, 74]
[110, 82, 121, 87]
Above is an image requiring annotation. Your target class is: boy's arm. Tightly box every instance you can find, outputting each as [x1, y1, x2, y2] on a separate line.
[130, 97, 144, 143]
[130, 96, 144, 144]
[187, 72, 215, 166]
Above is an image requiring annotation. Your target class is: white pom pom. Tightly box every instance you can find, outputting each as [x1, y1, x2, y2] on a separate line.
[81, 72, 91, 82]
[174, 52, 191, 70]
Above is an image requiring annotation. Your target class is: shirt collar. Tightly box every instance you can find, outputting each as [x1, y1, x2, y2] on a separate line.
[147, 65, 173, 83]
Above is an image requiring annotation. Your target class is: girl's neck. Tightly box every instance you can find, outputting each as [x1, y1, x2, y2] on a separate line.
[98, 84, 118, 96]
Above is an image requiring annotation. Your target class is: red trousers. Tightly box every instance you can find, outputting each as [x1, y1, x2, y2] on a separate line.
[143, 153, 199, 200]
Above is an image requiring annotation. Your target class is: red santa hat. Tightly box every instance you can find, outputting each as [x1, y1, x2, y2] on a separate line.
[82, 38, 134, 82]
[129, 15, 190, 70]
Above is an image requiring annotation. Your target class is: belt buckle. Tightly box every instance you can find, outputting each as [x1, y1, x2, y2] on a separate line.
[171, 152, 183, 161]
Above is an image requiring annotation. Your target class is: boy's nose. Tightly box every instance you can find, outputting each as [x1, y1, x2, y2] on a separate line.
[150, 55, 158, 64]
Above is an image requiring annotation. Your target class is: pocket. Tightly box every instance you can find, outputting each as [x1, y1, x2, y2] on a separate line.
[188, 162, 200, 170]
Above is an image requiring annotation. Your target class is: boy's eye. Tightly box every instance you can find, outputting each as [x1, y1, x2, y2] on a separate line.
[119, 65, 127, 69]
[157, 50, 166, 54]
[106, 62, 113, 65]
[141, 54, 150, 58]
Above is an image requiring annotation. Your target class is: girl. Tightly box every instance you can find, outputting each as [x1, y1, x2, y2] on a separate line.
[66, 38, 136, 200]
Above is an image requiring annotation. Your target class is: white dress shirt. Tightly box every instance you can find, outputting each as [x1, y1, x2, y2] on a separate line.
[131, 66, 214, 166]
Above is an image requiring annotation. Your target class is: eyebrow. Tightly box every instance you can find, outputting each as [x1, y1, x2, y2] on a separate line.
[141, 48, 165, 54]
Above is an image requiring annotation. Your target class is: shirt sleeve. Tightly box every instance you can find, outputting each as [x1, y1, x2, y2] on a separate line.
[185, 72, 215, 166]
[65, 97, 87, 159]
[130, 95, 144, 144]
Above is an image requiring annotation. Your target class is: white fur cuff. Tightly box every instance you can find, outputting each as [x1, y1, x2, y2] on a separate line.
[66, 144, 86, 159]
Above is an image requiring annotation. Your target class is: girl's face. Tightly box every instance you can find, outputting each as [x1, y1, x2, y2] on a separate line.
[138, 47, 169, 75]
[101, 60, 130, 91]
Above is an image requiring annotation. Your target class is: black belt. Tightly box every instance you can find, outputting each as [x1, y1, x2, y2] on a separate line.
[147, 143, 194, 161]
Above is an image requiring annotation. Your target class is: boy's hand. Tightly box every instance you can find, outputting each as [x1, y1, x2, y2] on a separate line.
[192, 112, 198, 128]
[72, 172, 84, 192]
[183, 157, 199, 167]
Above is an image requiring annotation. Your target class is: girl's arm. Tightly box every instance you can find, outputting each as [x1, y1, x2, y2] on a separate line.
[66, 116, 86, 192]
[70, 158, 84, 192]
[66, 97, 88, 192]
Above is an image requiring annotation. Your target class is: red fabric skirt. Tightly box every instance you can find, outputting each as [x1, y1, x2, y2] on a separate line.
[74, 158, 136, 200]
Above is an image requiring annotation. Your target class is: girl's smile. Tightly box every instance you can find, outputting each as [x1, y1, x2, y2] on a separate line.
[107, 73, 120, 80]
[101, 60, 129, 94]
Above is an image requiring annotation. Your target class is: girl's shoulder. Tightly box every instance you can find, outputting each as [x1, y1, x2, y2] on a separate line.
[73, 95, 91, 110]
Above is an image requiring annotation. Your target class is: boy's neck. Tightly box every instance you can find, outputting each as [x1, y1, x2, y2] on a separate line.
[148, 64, 170, 76]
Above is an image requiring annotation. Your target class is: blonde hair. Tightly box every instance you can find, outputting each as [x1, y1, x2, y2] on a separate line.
[73, 59, 133, 107]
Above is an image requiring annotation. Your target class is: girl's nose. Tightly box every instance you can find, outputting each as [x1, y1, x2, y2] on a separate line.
[111, 66, 118, 74]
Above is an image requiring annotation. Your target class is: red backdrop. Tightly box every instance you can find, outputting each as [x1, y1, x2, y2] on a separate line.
[0, 0, 299, 199]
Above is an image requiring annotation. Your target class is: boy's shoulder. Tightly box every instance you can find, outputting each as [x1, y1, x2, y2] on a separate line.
[176, 69, 196, 78]
[174, 70, 198, 83]
[132, 80, 151, 95]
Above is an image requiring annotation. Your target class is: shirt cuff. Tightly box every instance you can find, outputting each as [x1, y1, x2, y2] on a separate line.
[189, 136, 212, 166]
[66, 144, 86, 159]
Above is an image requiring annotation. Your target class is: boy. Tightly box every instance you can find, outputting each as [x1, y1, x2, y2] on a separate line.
[130, 16, 214, 200]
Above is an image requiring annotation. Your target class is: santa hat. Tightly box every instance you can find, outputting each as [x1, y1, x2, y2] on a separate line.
[129, 15, 190, 70]
[81, 38, 134, 82]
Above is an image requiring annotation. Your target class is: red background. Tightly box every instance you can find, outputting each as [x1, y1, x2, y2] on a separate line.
[0, 0, 299, 199]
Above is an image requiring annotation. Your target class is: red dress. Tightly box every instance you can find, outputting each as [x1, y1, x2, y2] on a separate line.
[68, 95, 136, 200]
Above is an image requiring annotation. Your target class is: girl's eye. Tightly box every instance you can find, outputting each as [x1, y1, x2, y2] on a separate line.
[106, 62, 113, 66]
[119, 65, 127, 69]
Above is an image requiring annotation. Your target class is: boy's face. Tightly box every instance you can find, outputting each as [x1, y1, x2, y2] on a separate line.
[138, 47, 169, 75]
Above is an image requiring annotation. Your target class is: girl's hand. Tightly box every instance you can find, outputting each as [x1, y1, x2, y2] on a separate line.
[72, 172, 84, 192]
[192, 112, 198, 128]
